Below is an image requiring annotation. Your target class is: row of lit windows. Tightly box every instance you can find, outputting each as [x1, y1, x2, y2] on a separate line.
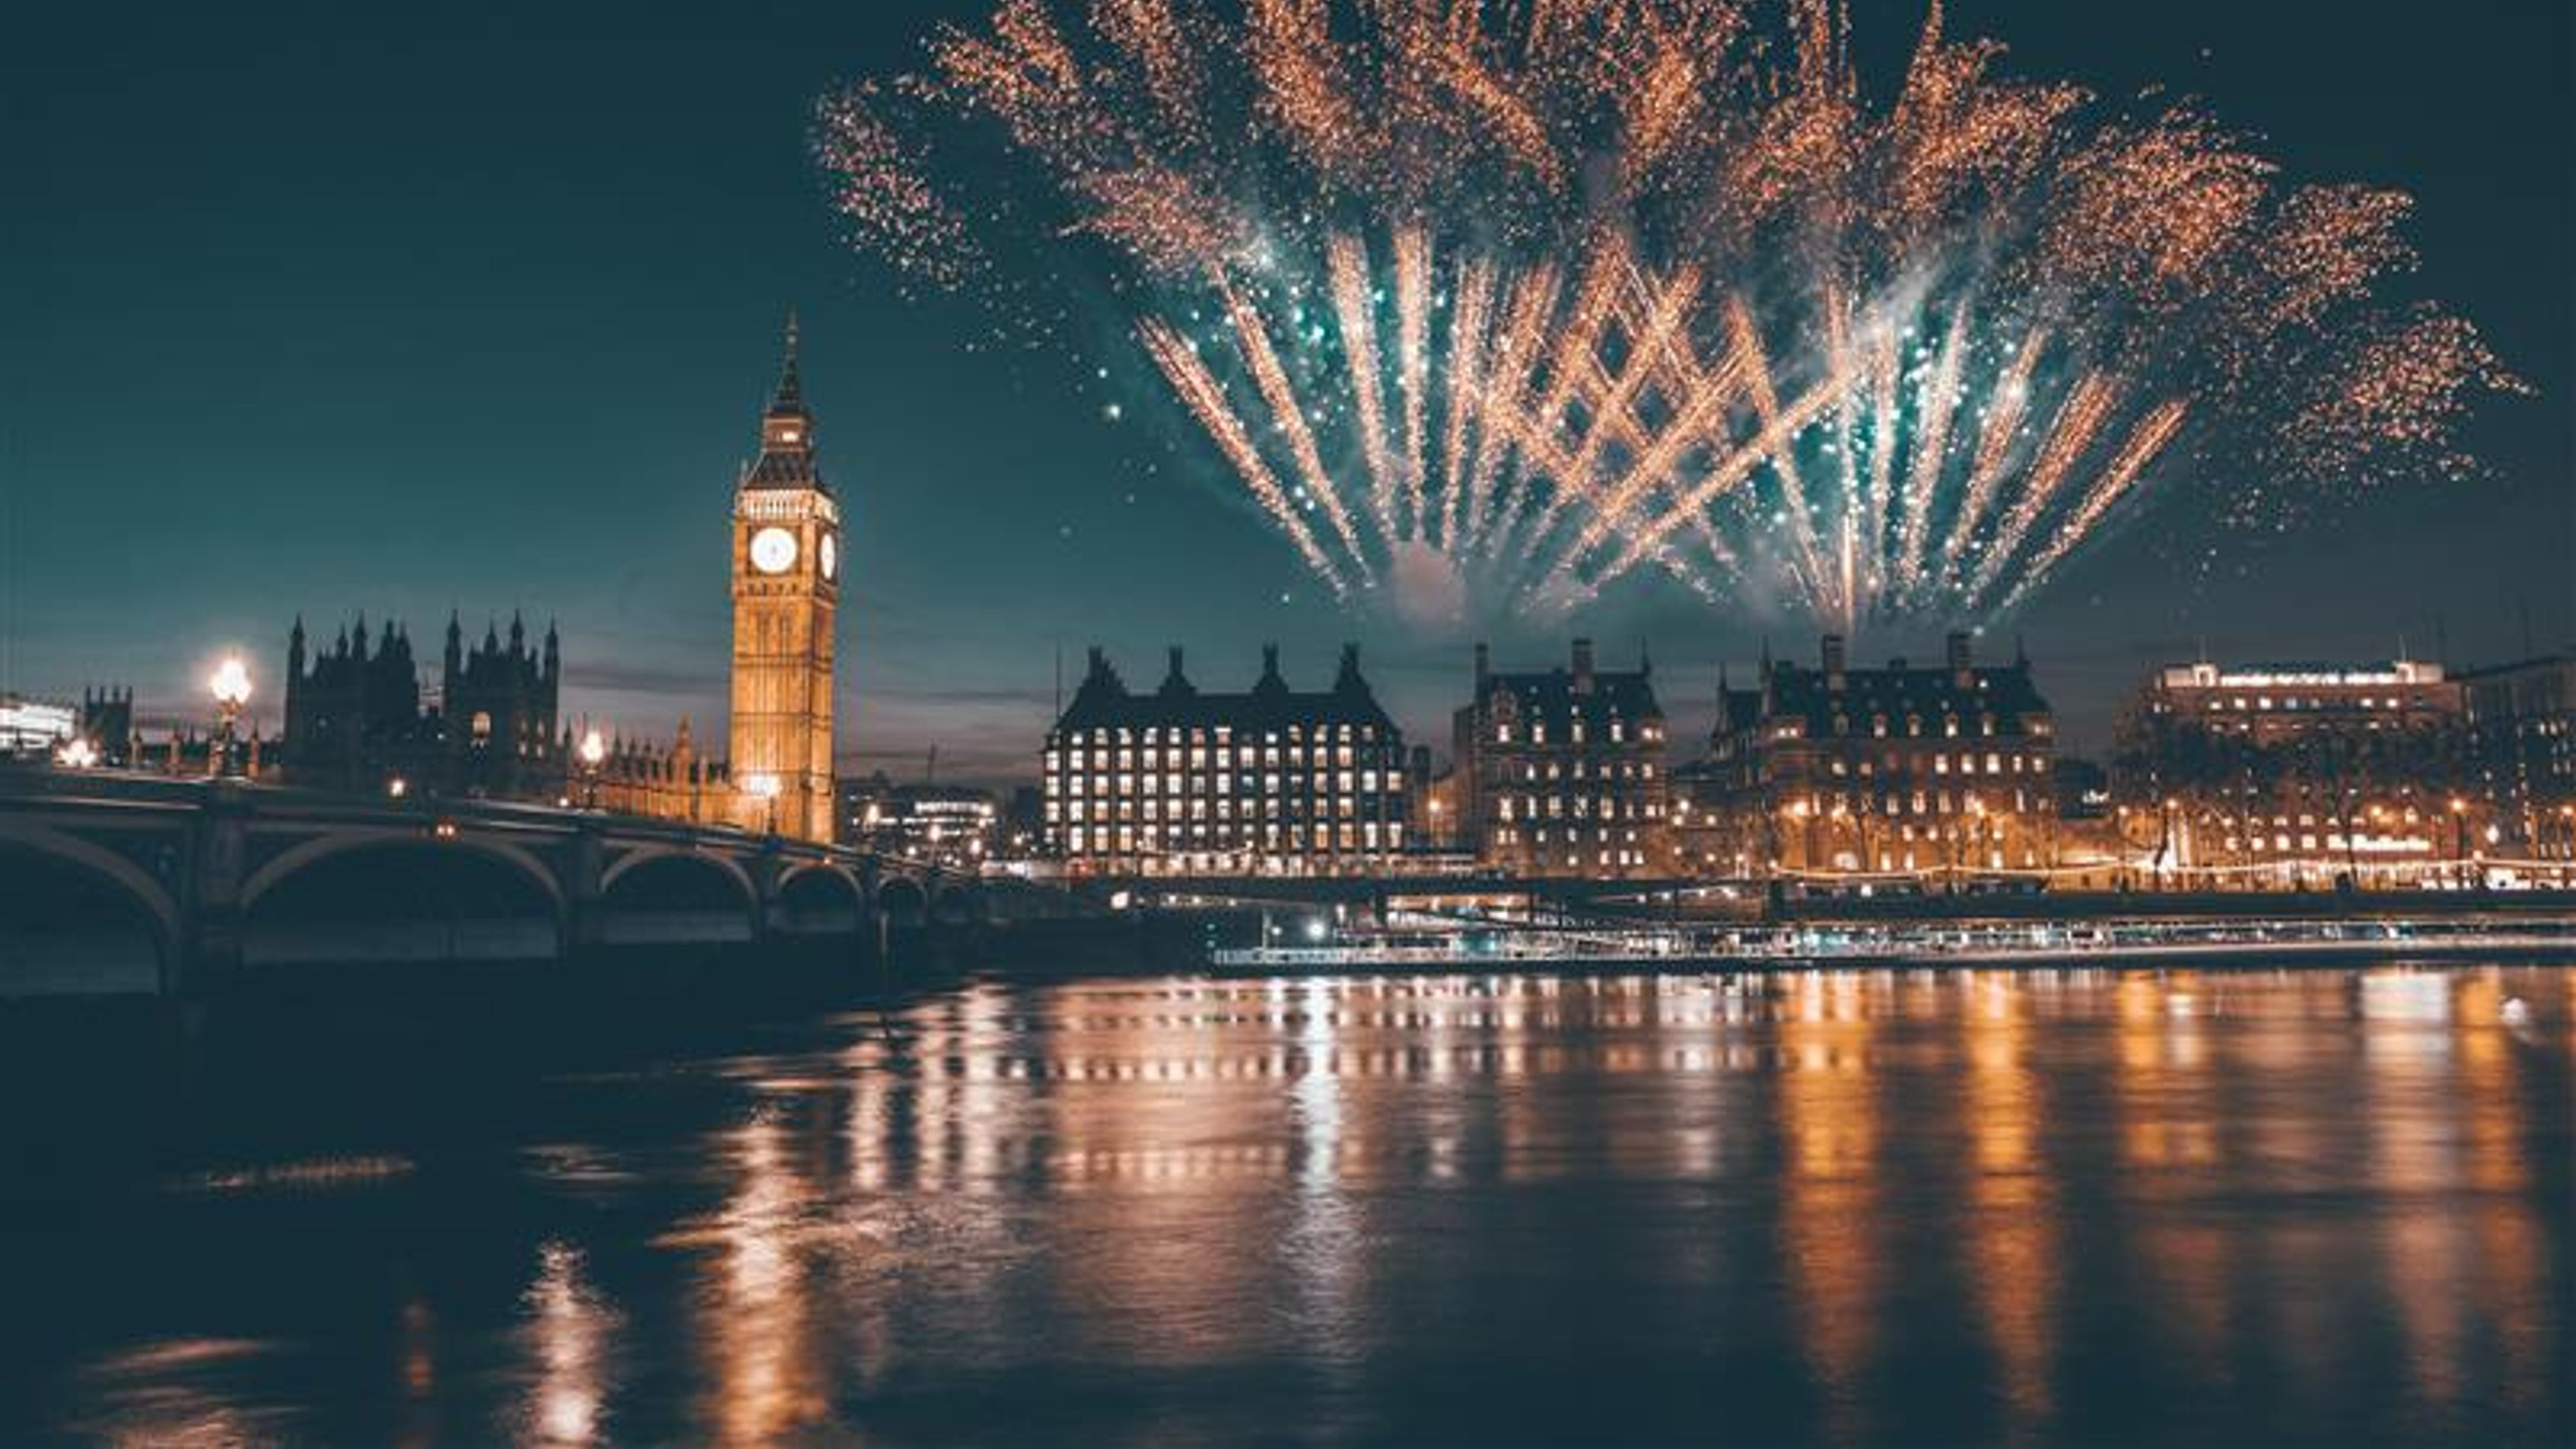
[2191, 693, 2442, 712]
[1051, 769, 1388, 796]
[1495, 795, 1665, 822]
[1487, 844, 1654, 870]
[2222, 834, 2435, 854]
[2182, 718, 2438, 737]
[2186, 810, 2430, 828]
[1053, 796, 1397, 823]
[1493, 826, 1646, 847]
[1065, 822, 1404, 853]
[1823, 751, 2045, 778]
[1489, 719, 1664, 745]
[1053, 724, 1381, 747]
[1049, 744, 1393, 771]
[1511, 759, 1658, 782]
[1803, 820, 2035, 844]
[1792, 789, 2036, 817]
[2193, 784, 2431, 801]
[1819, 713, 2015, 740]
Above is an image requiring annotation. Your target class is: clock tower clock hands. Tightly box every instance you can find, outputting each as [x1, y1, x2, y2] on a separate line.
[728, 311, 841, 843]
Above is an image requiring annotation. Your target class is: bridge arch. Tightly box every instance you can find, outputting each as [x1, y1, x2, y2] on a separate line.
[0, 824, 178, 996]
[599, 846, 758, 904]
[878, 873, 930, 928]
[243, 832, 565, 966]
[597, 848, 759, 945]
[244, 828, 564, 914]
[775, 863, 865, 935]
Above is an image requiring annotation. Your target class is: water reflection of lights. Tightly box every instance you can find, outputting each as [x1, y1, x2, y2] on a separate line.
[662, 1108, 830, 1446]
[1294, 977, 1345, 1185]
[2361, 971, 2454, 1025]
[1960, 974, 2057, 1432]
[28, 966, 2567, 1444]
[72, 1339, 280, 1444]
[521, 1241, 618, 1447]
[2453, 973, 2550, 1417]
[1777, 971, 1883, 1442]
[1285, 977, 1364, 1371]
[400, 1295, 436, 1401]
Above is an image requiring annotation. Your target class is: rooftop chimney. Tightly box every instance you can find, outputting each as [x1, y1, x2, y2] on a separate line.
[1947, 630, 1972, 686]
[1572, 637, 1596, 694]
[1822, 634, 1847, 690]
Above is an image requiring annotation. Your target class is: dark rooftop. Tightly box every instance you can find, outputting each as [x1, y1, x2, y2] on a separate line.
[1719, 634, 2051, 741]
[1053, 644, 1398, 736]
[1467, 639, 1664, 727]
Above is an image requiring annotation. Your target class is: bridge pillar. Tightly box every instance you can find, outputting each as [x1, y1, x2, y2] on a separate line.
[751, 841, 786, 943]
[177, 781, 252, 994]
[564, 820, 607, 953]
[861, 859, 890, 967]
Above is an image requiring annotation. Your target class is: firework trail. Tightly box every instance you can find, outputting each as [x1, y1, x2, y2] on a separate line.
[818, 0, 2523, 630]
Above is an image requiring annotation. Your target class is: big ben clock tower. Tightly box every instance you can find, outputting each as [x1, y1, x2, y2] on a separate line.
[728, 315, 841, 843]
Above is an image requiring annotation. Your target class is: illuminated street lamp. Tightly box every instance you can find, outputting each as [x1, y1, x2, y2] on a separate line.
[578, 727, 607, 810]
[745, 772, 782, 837]
[208, 656, 252, 778]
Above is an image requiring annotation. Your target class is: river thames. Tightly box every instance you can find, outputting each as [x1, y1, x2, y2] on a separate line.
[4, 963, 2568, 1445]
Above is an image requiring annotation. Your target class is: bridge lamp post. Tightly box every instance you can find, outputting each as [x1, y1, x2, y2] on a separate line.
[746, 772, 782, 837]
[208, 656, 252, 779]
[578, 727, 607, 810]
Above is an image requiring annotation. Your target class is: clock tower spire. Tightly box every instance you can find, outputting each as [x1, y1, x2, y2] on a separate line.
[727, 311, 841, 843]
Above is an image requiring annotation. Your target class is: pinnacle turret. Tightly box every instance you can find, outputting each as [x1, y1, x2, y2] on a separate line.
[768, 309, 803, 415]
[743, 309, 826, 494]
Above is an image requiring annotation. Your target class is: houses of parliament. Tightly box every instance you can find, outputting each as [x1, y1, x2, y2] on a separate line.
[260, 320, 843, 842]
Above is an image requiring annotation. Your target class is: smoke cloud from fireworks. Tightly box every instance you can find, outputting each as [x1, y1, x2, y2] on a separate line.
[818, 0, 2523, 632]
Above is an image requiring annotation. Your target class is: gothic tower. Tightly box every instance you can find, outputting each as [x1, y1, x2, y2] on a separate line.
[727, 314, 841, 842]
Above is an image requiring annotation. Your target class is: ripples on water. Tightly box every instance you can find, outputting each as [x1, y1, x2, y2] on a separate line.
[6, 965, 2570, 1445]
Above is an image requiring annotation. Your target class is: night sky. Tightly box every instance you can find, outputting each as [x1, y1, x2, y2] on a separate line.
[6, 0, 2569, 783]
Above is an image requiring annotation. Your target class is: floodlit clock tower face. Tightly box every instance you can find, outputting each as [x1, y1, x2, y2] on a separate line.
[728, 317, 840, 844]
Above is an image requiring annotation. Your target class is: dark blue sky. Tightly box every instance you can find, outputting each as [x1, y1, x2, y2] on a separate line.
[6, 0, 2569, 781]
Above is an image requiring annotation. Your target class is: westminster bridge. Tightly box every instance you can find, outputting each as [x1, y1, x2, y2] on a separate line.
[0, 766, 992, 1000]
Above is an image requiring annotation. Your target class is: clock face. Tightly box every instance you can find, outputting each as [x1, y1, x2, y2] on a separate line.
[749, 526, 798, 574]
[819, 531, 839, 581]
